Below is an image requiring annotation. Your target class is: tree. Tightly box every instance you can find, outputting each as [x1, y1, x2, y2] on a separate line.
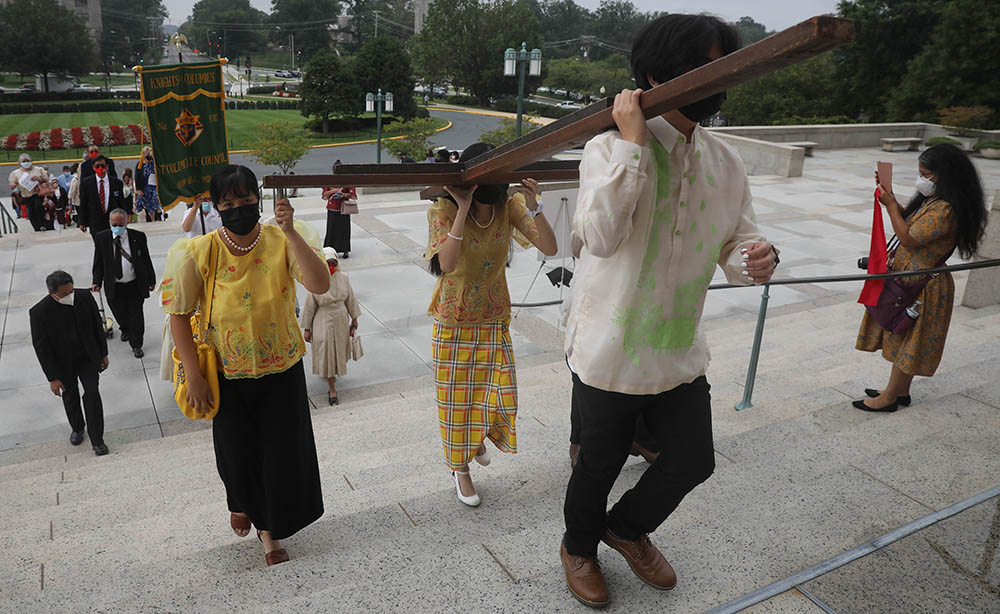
[101, 0, 168, 65]
[381, 117, 438, 161]
[587, 0, 654, 60]
[352, 35, 418, 118]
[345, 0, 415, 50]
[270, 0, 341, 61]
[533, 0, 593, 59]
[409, 0, 542, 106]
[833, 0, 943, 121]
[246, 122, 312, 174]
[300, 52, 363, 132]
[734, 16, 770, 47]
[886, 0, 1000, 123]
[479, 117, 541, 146]
[180, 0, 268, 60]
[723, 52, 845, 126]
[0, 0, 97, 91]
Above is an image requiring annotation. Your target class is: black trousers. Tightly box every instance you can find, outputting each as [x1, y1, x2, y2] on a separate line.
[62, 354, 104, 446]
[563, 373, 715, 556]
[25, 196, 44, 231]
[324, 209, 351, 254]
[213, 360, 324, 540]
[108, 281, 145, 349]
[570, 395, 659, 453]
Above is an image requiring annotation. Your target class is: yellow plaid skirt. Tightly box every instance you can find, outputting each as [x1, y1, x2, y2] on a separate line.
[432, 319, 518, 470]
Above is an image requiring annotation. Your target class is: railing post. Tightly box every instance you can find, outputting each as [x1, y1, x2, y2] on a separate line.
[735, 283, 770, 411]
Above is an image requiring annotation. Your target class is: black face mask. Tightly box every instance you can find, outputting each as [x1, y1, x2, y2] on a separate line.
[473, 184, 508, 206]
[219, 203, 260, 236]
[678, 91, 726, 123]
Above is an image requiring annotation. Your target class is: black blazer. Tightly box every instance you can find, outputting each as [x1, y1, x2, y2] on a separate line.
[92, 227, 156, 302]
[78, 175, 128, 233]
[80, 156, 118, 181]
[29, 290, 108, 382]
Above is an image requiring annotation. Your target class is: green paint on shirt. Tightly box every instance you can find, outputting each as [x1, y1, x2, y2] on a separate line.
[690, 221, 697, 232]
[696, 240, 703, 252]
[696, 150, 702, 159]
[610, 138, 724, 365]
[707, 174, 715, 186]
[700, 200, 706, 211]
[680, 201, 686, 208]
[712, 223, 718, 235]
[688, 173, 697, 185]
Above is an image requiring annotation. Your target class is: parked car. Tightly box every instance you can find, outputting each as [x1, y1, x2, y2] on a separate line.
[553, 88, 567, 96]
[432, 86, 448, 96]
[287, 69, 301, 78]
[274, 69, 292, 78]
[557, 101, 582, 110]
[15, 84, 36, 94]
[71, 83, 100, 92]
[537, 86, 551, 94]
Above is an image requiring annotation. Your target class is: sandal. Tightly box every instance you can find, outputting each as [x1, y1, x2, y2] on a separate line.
[230, 512, 251, 537]
[257, 529, 290, 566]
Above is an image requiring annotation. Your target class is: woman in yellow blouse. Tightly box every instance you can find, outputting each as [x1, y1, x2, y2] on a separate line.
[426, 142, 558, 507]
[855, 144, 987, 412]
[161, 165, 330, 566]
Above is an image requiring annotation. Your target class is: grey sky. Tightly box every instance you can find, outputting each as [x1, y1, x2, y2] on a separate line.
[163, 0, 841, 32]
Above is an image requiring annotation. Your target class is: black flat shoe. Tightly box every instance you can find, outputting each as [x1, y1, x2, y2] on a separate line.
[133, 347, 144, 359]
[865, 389, 911, 406]
[120, 331, 129, 342]
[852, 399, 899, 413]
[70, 431, 84, 446]
[93, 443, 109, 456]
[329, 396, 338, 406]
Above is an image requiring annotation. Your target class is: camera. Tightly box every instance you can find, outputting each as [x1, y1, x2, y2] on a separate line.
[857, 257, 869, 270]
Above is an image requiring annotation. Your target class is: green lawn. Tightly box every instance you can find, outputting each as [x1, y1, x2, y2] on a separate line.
[0, 110, 448, 162]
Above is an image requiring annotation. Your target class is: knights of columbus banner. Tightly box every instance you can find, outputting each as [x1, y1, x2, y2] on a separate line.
[139, 60, 229, 210]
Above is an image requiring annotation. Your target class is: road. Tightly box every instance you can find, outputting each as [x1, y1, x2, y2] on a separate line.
[228, 107, 506, 177]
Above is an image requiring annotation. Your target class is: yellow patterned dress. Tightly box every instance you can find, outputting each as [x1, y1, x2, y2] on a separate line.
[856, 198, 958, 376]
[425, 193, 540, 469]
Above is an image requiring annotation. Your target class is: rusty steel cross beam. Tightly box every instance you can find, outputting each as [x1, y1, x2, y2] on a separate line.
[262, 15, 854, 194]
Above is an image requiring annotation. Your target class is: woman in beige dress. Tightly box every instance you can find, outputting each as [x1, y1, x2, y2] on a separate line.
[302, 247, 360, 405]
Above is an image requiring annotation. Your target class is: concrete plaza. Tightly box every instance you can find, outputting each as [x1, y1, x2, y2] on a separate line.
[1, 146, 998, 612]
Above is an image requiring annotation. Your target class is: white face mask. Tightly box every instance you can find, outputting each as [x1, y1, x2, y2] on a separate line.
[915, 175, 936, 197]
[54, 292, 75, 306]
[20, 161, 31, 169]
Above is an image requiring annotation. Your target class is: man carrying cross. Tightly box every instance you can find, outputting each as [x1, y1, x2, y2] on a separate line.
[559, 14, 779, 607]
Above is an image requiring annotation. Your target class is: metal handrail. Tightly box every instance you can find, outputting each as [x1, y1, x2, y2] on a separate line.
[0, 197, 18, 236]
[511, 258, 1000, 411]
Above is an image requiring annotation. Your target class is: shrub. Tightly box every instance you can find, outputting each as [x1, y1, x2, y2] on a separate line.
[973, 140, 1000, 150]
[445, 95, 479, 106]
[937, 106, 992, 136]
[925, 136, 961, 146]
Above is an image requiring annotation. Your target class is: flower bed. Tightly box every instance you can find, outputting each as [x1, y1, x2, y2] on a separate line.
[2, 124, 150, 151]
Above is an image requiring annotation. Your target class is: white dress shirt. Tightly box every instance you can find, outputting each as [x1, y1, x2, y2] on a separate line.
[116, 232, 136, 283]
[565, 116, 767, 395]
[185, 207, 223, 238]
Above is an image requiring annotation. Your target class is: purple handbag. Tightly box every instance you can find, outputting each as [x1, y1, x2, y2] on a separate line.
[865, 252, 951, 335]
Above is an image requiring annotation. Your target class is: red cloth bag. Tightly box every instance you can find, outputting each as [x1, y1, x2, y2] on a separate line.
[858, 189, 888, 306]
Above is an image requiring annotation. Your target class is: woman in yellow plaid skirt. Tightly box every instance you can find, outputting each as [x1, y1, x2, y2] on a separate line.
[425, 143, 559, 507]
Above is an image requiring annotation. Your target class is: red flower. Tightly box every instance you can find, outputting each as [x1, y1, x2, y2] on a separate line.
[50, 128, 64, 150]
[228, 266, 236, 272]
[25, 132, 40, 150]
[70, 127, 85, 148]
[109, 125, 126, 146]
[89, 126, 104, 146]
[4, 134, 17, 150]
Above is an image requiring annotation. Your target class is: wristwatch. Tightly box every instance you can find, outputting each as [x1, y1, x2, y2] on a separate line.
[527, 199, 544, 218]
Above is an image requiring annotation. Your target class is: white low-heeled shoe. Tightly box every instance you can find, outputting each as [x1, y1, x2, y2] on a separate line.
[453, 470, 481, 507]
[474, 444, 491, 467]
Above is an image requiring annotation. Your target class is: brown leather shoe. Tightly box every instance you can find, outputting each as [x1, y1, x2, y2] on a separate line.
[569, 443, 580, 468]
[560, 542, 609, 608]
[601, 530, 676, 590]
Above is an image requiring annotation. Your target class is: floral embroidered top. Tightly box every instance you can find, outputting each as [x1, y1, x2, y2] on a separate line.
[160, 222, 324, 379]
[425, 192, 540, 324]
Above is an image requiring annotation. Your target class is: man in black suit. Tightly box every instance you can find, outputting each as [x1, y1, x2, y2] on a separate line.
[79, 144, 118, 180]
[29, 270, 110, 456]
[92, 209, 156, 358]
[78, 155, 127, 236]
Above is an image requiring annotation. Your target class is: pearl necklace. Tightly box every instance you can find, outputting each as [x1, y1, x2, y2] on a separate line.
[470, 206, 494, 229]
[221, 226, 261, 252]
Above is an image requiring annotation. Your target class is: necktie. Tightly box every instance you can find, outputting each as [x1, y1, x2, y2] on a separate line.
[114, 236, 123, 280]
[99, 178, 106, 214]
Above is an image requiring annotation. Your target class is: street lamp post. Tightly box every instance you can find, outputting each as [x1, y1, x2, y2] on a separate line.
[503, 42, 542, 138]
[365, 89, 394, 163]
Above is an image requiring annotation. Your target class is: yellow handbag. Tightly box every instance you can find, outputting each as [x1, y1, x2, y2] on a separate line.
[172, 240, 221, 419]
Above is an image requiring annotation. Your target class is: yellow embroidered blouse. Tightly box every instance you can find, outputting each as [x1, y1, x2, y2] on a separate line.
[424, 192, 540, 324]
[160, 222, 324, 379]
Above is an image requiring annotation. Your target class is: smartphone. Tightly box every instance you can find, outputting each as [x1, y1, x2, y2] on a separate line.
[877, 161, 893, 191]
